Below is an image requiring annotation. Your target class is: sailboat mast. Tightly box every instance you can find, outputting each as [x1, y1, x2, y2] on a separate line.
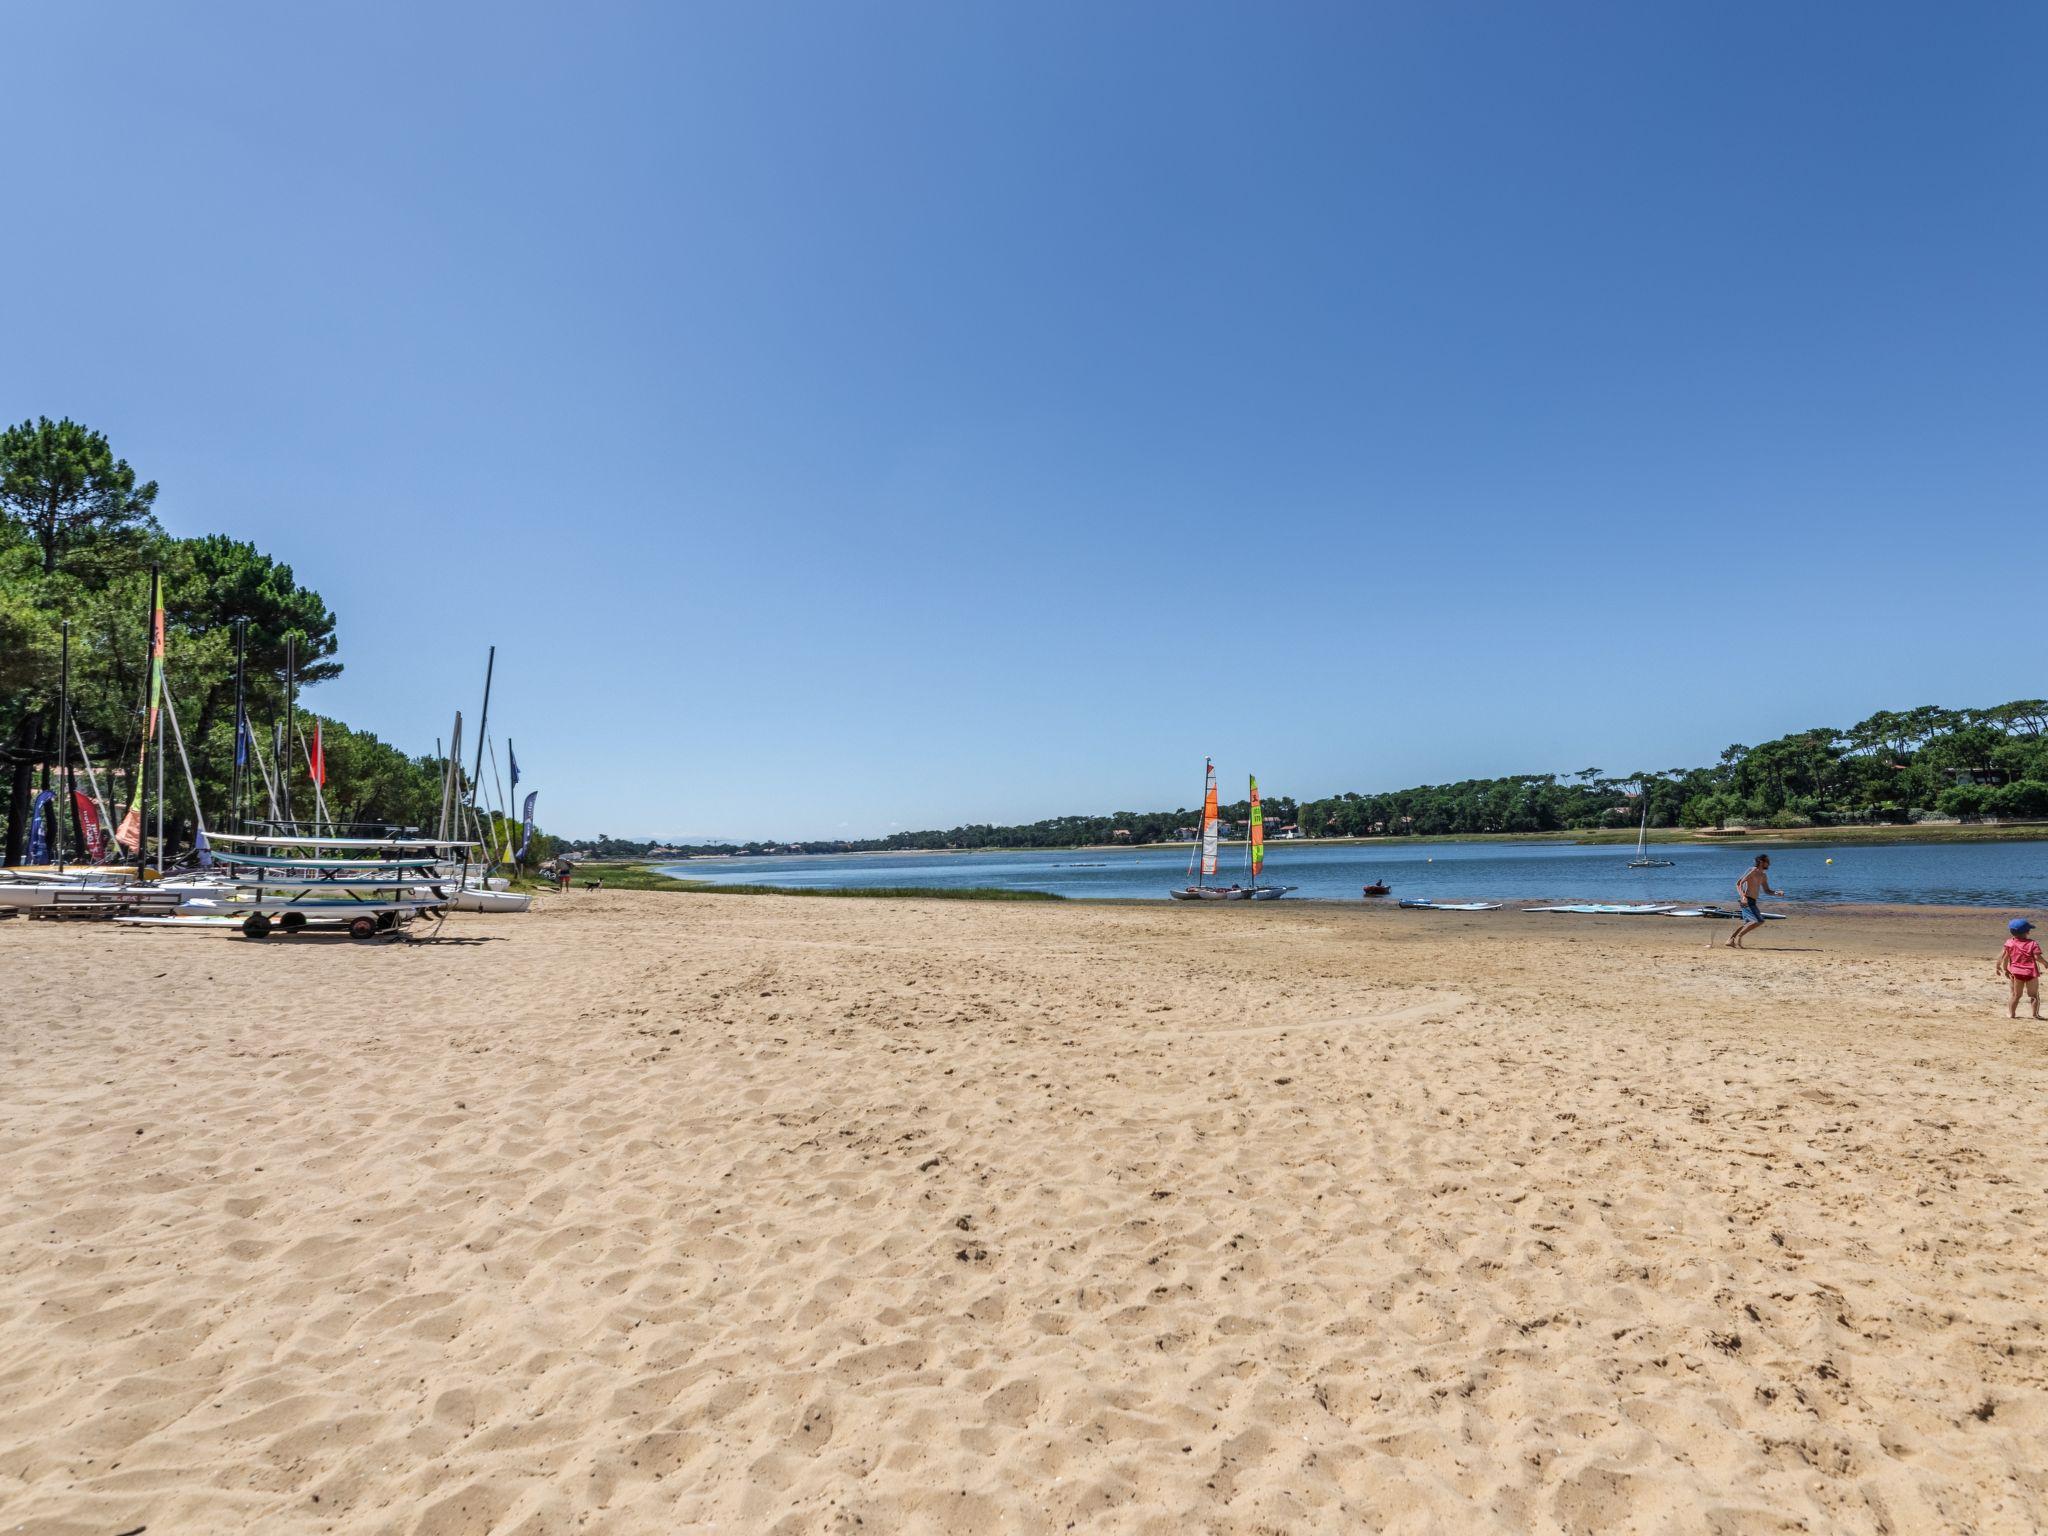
[281, 635, 296, 832]
[135, 563, 159, 882]
[55, 621, 70, 870]
[470, 647, 495, 816]
[230, 618, 247, 836]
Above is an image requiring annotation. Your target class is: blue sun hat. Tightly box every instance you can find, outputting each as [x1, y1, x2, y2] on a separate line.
[2010, 918, 2034, 934]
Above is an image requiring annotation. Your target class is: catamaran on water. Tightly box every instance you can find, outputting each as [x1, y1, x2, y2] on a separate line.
[1169, 761, 1294, 901]
[1628, 786, 1675, 868]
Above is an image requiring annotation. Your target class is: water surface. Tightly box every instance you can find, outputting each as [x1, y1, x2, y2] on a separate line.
[661, 838, 2046, 908]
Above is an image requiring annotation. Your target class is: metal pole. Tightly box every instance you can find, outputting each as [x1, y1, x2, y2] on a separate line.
[282, 634, 296, 832]
[137, 564, 158, 882]
[55, 621, 70, 870]
[469, 647, 495, 813]
[154, 690, 165, 873]
[231, 618, 247, 836]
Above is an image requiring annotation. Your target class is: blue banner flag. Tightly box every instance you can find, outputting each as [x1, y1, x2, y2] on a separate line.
[194, 827, 212, 869]
[508, 739, 519, 794]
[26, 789, 53, 864]
[517, 791, 537, 862]
[235, 709, 248, 768]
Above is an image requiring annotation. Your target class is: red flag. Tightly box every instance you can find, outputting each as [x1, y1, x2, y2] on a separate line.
[74, 792, 106, 862]
[311, 720, 326, 786]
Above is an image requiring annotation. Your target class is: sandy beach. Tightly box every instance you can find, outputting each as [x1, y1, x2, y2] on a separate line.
[3, 893, 2045, 1534]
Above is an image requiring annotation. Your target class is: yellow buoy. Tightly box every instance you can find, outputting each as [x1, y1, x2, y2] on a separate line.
[1826, 858, 1834, 864]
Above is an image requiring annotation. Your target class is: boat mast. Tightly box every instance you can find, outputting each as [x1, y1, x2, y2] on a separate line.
[467, 648, 495, 890]
[230, 618, 247, 835]
[470, 647, 495, 817]
[281, 635, 296, 832]
[55, 621, 70, 871]
[1236, 774, 1253, 897]
[135, 563, 158, 882]
[153, 679, 164, 872]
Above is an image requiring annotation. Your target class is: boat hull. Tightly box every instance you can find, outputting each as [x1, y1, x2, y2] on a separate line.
[451, 887, 531, 913]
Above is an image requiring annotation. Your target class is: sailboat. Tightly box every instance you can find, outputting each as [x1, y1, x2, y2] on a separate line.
[1241, 774, 1295, 898]
[1169, 764, 1295, 900]
[1627, 789, 1674, 868]
[1169, 759, 1230, 900]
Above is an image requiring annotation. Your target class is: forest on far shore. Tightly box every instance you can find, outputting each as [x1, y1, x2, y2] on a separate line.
[566, 702, 2048, 861]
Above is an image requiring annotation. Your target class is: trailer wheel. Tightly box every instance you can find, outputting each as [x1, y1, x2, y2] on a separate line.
[279, 911, 308, 933]
[242, 913, 273, 939]
[349, 915, 379, 940]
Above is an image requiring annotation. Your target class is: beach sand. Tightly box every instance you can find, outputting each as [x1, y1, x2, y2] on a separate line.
[3, 894, 2044, 1534]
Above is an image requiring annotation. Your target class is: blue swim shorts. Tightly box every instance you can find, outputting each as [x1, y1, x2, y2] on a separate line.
[1737, 900, 1763, 924]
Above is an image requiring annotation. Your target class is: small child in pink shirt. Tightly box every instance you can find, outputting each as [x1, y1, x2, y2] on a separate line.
[1997, 918, 2042, 1020]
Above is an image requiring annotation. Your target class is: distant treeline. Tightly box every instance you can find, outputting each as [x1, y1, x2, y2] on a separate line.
[584, 702, 2048, 859]
[0, 416, 556, 865]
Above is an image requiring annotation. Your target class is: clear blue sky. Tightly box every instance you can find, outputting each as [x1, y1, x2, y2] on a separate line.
[7, 3, 2043, 839]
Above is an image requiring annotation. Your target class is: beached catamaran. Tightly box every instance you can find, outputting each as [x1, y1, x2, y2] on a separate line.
[1170, 762, 1293, 900]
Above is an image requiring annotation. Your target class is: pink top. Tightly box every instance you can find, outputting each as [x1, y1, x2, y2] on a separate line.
[2004, 937, 2042, 978]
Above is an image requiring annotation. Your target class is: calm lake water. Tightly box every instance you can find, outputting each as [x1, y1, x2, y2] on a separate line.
[660, 838, 2047, 909]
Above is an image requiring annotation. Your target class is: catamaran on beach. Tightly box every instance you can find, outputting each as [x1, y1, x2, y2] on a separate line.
[2, 565, 540, 934]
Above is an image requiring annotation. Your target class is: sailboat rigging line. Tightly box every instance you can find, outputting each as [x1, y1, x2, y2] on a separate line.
[486, 736, 512, 868]
[160, 674, 213, 859]
[295, 724, 332, 838]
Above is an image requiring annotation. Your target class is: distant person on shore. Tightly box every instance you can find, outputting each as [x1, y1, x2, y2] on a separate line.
[1997, 918, 2042, 1019]
[1726, 855, 1783, 948]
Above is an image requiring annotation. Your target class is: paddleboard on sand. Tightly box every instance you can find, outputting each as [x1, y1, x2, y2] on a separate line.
[1525, 903, 1680, 915]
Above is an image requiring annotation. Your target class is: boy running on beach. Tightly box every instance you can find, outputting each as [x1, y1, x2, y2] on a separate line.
[1997, 918, 2042, 1020]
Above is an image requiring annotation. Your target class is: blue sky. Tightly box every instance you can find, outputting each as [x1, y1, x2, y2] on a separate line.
[7, 3, 2043, 839]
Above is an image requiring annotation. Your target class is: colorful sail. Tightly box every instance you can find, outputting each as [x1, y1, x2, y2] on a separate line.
[114, 572, 165, 854]
[1199, 760, 1220, 877]
[1249, 775, 1264, 882]
[26, 790, 53, 864]
[311, 720, 326, 786]
[74, 791, 106, 863]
